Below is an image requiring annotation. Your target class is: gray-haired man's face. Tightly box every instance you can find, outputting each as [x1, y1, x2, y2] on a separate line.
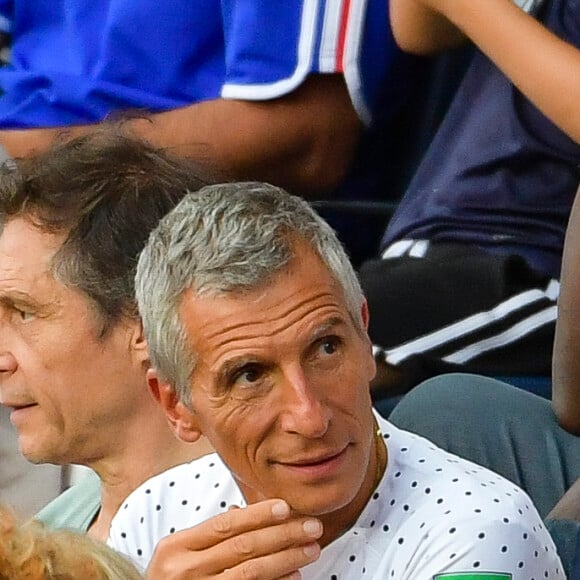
[159, 238, 379, 529]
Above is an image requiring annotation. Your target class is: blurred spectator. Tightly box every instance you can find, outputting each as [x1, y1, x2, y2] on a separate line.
[0, 127, 214, 538]
[0, 2, 418, 199]
[362, 0, 580, 396]
[388, 184, 580, 576]
[0, 2, 433, 270]
[0, 504, 143, 579]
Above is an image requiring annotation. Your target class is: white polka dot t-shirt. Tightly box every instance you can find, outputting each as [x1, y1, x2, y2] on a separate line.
[108, 454, 244, 572]
[108, 412, 564, 578]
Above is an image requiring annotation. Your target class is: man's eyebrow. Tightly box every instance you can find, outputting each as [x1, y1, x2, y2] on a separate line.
[0, 290, 40, 309]
[310, 316, 347, 340]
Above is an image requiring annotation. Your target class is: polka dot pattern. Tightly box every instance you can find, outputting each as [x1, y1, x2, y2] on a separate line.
[108, 413, 563, 578]
[108, 454, 245, 571]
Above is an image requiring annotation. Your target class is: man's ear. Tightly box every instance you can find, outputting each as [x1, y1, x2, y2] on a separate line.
[361, 299, 370, 332]
[147, 368, 202, 444]
[130, 320, 149, 367]
[360, 299, 377, 380]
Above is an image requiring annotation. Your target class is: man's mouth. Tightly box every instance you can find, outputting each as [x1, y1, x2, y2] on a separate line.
[8, 403, 39, 424]
[277, 445, 350, 477]
[3, 400, 37, 410]
[288, 449, 345, 467]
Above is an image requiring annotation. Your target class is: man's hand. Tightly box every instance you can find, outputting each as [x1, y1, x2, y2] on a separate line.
[145, 499, 322, 580]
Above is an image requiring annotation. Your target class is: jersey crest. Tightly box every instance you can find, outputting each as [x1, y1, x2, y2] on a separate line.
[433, 574, 512, 580]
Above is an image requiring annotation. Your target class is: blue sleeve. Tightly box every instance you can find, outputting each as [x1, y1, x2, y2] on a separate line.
[221, 0, 305, 89]
[220, 0, 400, 125]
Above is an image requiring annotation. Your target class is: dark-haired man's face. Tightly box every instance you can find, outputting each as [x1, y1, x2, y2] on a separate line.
[0, 217, 146, 465]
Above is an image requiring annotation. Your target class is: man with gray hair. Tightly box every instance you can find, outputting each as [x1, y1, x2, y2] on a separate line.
[110, 182, 563, 578]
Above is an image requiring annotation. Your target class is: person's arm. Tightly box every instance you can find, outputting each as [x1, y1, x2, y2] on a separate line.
[389, 0, 467, 55]
[390, 0, 580, 142]
[0, 74, 361, 197]
[547, 478, 580, 521]
[552, 187, 580, 435]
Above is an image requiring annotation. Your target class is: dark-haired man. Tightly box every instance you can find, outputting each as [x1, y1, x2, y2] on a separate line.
[0, 128, 214, 538]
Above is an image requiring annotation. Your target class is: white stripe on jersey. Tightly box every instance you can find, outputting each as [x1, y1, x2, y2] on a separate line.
[221, 0, 371, 123]
[221, 0, 320, 100]
[443, 305, 557, 364]
[342, 0, 371, 123]
[319, 0, 345, 72]
[385, 280, 559, 365]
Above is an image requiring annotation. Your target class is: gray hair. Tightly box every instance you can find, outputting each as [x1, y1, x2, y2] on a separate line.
[135, 182, 365, 405]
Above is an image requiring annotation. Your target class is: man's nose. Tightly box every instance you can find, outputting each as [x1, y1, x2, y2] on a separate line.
[278, 369, 331, 437]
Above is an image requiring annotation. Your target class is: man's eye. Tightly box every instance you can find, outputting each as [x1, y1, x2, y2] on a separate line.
[319, 336, 341, 356]
[234, 365, 263, 385]
[16, 308, 34, 322]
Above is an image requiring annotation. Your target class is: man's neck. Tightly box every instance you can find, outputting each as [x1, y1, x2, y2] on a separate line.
[318, 431, 387, 547]
[86, 428, 213, 541]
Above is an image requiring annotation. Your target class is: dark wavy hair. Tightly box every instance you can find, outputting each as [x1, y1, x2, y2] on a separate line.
[0, 126, 214, 335]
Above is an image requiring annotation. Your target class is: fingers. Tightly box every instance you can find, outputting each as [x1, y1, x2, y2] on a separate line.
[165, 499, 291, 550]
[147, 543, 316, 580]
[221, 543, 319, 580]
[146, 499, 322, 580]
[198, 516, 322, 574]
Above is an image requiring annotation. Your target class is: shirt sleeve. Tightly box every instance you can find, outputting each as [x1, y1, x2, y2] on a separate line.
[219, 0, 397, 124]
[107, 484, 171, 573]
[401, 517, 564, 579]
[107, 462, 200, 572]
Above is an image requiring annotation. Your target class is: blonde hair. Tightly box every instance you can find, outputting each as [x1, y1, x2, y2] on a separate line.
[0, 505, 142, 580]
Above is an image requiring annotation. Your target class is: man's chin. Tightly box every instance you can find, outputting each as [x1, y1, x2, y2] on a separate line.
[286, 486, 359, 518]
[21, 450, 52, 465]
[19, 442, 61, 466]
